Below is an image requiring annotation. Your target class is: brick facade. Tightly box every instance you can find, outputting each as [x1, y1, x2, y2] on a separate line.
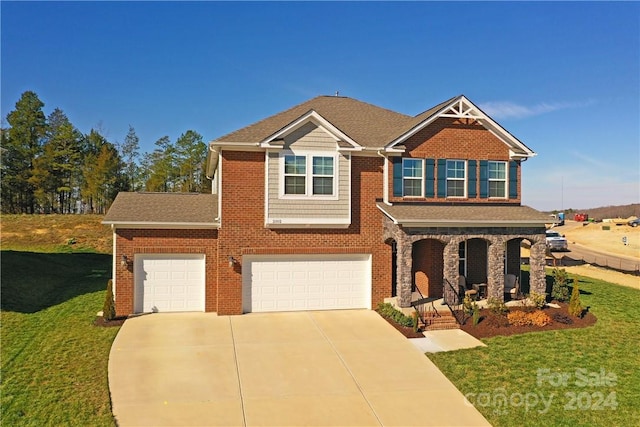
[388, 117, 521, 204]
[113, 229, 218, 317]
[216, 151, 391, 315]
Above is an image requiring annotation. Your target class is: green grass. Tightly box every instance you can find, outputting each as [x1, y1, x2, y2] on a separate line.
[1, 249, 119, 426]
[428, 271, 640, 426]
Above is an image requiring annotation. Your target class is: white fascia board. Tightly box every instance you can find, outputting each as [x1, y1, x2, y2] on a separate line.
[104, 221, 220, 229]
[260, 110, 361, 149]
[213, 143, 264, 152]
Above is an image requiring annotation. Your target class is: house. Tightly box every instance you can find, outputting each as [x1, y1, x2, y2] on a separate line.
[103, 95, 550, 317]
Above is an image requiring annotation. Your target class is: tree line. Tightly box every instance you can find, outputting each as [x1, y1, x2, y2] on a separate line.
[1, 91, 210, 214]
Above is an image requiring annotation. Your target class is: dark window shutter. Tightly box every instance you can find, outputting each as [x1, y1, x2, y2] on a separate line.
[425, 159, 435, 198]
[509, 160, 518, 199]
[392, 157, 403, 197]
[437, 159, 446, 198]
[479, 160, 488, 198]
[468, 160, 477, 198]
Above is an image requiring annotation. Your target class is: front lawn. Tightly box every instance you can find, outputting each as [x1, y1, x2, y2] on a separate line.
[1, 250, 119, 426]
[428, 271, 640, 426]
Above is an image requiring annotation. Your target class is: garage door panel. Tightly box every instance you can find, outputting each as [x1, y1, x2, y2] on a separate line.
[242, 254, 371, 313]
[134, 254, 205, 313]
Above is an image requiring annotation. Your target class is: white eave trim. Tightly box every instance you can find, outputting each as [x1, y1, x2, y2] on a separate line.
[259, 110, 361, 149]
[102, 221, 220, 229]
[386, 95, 536, 159]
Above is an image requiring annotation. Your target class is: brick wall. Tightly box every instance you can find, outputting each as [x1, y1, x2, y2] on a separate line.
[389, 117, 521, 204]
[218, 150, 391, 315]
[412, 239, 444, 298]
[113, 228, 218, 317]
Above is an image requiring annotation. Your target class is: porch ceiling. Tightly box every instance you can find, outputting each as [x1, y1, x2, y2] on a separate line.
[377, 203, 550, 228]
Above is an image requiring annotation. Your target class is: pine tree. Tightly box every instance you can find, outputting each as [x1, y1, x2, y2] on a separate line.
[121, 125, 140, 191]
[568, 279, 583, 318]
[2, 91, 47, 213]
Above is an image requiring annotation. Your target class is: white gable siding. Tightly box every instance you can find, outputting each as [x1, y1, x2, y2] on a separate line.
[265, 122, 350, 225]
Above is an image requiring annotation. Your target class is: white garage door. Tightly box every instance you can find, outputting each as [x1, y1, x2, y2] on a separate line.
[134, 254, 205, 313]
[242, 254, 371, 313]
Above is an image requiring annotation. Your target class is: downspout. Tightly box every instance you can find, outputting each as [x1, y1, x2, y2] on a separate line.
[377, 150, 390, 205]
[111, 224, 116, 302]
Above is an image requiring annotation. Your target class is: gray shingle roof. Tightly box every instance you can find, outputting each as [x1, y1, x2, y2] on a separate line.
[216, 96, 417, 148]
[103, 192, 218, 227]
[377, 203, 550, 226]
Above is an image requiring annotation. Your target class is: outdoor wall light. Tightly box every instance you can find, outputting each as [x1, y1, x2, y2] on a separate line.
[228, 256, 237, 267]
[121, 254, 129, 269]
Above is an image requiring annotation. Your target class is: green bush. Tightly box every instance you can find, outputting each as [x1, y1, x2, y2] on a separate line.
[472, 304, 480, 326]
[377, 303, 414, 327]
[551, 268, 570, 302]
[102, 279, 116, 321]
[528, 291, 547, 309]
[462, 295, 474, 315]
[568, 279, 584, 318]
[487, 297, 509, 316]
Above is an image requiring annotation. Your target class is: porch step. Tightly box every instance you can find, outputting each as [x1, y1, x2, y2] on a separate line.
[419, 310, 460, 331]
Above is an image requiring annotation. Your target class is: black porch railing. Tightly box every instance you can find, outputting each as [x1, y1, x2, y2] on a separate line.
[443, 277, 465, 325]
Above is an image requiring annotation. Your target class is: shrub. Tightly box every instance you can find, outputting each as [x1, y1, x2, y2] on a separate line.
[528, 291, 547, 309]
[551, 268, 570, 302]
[506, 310, 552, 327]
[507, 310, 531, 326]
[377, 303, 415, 327]
[487, 297, 509, 316]
[463, 295, 474, 315]
[412, 311, 419, 332]
[552, 312, 573, 324]
[568, 279, 584, 318]
[472, 304, 480, 326]
[528, 310, 552, 327]
[103, 279, 116, 321]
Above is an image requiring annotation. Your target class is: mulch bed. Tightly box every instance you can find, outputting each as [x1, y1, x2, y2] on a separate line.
[378, 302, 597, 340]
[459, 302, 597, 339]
[93, 316, 127, 327]
[379, 313, 425, 338]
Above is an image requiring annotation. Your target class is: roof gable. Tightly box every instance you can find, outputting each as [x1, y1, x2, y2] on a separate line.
[386, 95, 536, 159]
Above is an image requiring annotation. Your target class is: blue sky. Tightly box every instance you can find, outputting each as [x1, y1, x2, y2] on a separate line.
[2, 1, 638, 211]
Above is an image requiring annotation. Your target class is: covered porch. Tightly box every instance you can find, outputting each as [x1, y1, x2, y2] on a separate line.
[378, 203, 549, 310]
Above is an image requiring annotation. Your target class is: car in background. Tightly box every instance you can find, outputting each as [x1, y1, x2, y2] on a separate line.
[629, 218, 640, 227]
[545, 230, 568, 251]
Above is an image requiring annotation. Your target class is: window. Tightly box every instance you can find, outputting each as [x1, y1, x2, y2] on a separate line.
[284, 155, 306, 195]
[488, 161, 507, 198]
[446, 160, 466, 197]
[312, 156, 334, 195]
[283, 154, 335, 197]
[402, 158, 423, 197]
[458, 241, 467, 276]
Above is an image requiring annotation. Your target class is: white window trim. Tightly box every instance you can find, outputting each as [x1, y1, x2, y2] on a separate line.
[402, 158, 424, 198]
[488, 160, 508, 199]
[458, 240, 467, 277]
[446, 159, 467, 198]
[279, 151, 339, 200]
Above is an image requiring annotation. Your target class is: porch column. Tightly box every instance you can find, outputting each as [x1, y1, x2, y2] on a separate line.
[396, 234, 413, 308]
[487, 238, 506, 301]
[443, 239, 459, 303]
[529, 239, 547, 295]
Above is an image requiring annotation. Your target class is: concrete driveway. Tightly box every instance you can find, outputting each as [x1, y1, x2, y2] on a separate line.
[109, 310, 489, 426]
